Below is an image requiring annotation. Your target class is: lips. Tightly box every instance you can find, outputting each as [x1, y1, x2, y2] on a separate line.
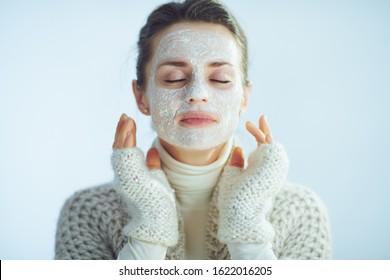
[176, 111, 219, 128]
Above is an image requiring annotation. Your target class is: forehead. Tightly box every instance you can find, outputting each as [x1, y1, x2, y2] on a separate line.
[152, 23, 241, 66]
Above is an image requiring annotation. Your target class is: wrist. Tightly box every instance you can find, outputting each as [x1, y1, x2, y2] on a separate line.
[111, 147, 179, 247]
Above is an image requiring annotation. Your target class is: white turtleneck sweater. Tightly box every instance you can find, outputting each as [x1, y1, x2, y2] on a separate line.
[117, 137, 276, 260]
[156, 137, 234, 259]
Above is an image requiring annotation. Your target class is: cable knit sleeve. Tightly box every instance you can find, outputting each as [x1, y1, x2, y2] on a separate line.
[270, 183, 332, 259]
[54, 184, 128, 259]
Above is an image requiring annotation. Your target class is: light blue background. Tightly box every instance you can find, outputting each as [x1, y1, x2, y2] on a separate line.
[1, 0, 389, 259]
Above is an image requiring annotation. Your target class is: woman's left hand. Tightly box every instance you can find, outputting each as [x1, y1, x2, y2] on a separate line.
[217, 114, 288, 244]
[246, 115, 273, 145]
[228, 115, 273, 168]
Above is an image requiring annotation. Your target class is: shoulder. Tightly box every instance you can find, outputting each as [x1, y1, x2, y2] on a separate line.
[273, 182, 328, 218]
[55, 183, 129, 259]
[58, 182, 130, 225]
[270, 182, 330, 229]
[61, 183, 121, 209]
[66, 182, 117, 200]
[270, 183, 332, 259]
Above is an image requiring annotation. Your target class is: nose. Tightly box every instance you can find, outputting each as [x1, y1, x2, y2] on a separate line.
[187, 95, 208, 103]
[185, 75, 209, 104]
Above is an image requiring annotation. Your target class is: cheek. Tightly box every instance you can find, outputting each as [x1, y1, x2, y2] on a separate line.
[148, 85, 183, 122]
[213, 88, 243, 117]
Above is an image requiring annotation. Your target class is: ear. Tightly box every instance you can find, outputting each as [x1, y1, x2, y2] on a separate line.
[239, 81, 252, 115]
[132, 80, 150, 116]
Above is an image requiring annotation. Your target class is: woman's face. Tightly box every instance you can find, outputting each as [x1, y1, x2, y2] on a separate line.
[143, 22, 248, 150]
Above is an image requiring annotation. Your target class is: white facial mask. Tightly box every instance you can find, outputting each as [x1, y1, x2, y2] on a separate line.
[146, 28, 244, 150]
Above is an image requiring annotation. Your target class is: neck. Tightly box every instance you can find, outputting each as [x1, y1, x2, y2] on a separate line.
[159, 139, 226, 166]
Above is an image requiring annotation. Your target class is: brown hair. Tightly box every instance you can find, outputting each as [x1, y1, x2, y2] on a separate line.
[136, 0, 248, 90]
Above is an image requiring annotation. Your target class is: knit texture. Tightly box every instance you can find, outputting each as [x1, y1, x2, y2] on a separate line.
[111, 147, 178, 246]
[218, 142, 288, 244]
[55, 183, 331, 259]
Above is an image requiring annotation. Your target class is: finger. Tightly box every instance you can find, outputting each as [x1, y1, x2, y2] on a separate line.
[113, 113, 127, 149]
[116, 117, 130, 149]
[123, 118, 137, 148]
[246, 121, 266, 144]
[259, 115, 271, 136]
[123, 130, 133, 148]
[265, 134, 273, 144]
[146, 148, 161, 169]
[228, 146, 245, 168]
[260, 115, 273, 144]
[117, 117, 135, 148]
[129, 118, 137, 147]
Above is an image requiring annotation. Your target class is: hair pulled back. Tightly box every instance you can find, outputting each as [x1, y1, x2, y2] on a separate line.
[136, 0, 248, 89]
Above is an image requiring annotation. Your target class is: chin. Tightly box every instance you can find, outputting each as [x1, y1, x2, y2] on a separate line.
[162, 133, 229, 151]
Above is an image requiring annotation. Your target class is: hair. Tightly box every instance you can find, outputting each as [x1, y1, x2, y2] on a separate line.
[136, 0, 248, 90]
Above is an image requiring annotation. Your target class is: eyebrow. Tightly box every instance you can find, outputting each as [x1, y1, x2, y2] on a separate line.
[208, 61, 234, 68]
[157, 61, 189, 68]
[157, 60, 234, 68]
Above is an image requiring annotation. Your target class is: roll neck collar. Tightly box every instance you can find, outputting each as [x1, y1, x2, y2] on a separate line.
[153, 137, 235, 208]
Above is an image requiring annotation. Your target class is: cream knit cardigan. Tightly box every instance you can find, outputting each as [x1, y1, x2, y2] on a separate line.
[55, 180, 331, 259]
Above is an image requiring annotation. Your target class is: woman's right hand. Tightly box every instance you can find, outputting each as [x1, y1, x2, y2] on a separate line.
[113, 113, 136, 149]
[111, 113, 178, 246]
[113, 113, 161, 169]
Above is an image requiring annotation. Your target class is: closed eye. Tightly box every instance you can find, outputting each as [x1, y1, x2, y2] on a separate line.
[210, 79, 231, 84]
[165, 79, 187, 83]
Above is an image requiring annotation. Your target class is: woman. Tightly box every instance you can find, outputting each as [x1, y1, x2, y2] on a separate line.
[55, 0, 331, 260]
